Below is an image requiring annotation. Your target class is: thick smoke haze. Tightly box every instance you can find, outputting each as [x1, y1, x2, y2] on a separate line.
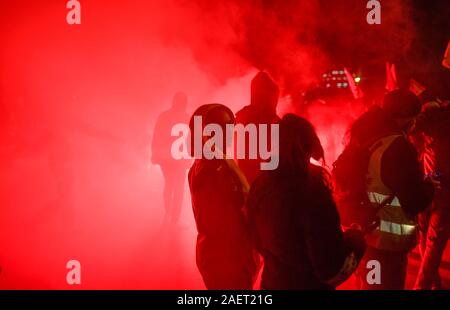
[0, 0, 447, 289]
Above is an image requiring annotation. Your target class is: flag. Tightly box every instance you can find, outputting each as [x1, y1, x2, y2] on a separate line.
[409, 79, 426, 97]
[344, 68, 364, 99]
[443, 41, 450, 69]
[385, 62, 398, 92]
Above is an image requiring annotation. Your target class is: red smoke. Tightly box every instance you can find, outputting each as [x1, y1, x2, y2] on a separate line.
[0, 0, 421, 289]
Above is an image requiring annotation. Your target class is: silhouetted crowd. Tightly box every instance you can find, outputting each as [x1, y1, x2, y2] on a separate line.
[152, 71, 450, 290]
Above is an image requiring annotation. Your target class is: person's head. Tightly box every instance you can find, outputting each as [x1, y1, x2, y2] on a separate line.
[172, 91, 188, 111]
[278, 114, 324, 173]
[382, 89, 421, 132]
[251, 71, 279, 111]
[188, 104, 234, 158]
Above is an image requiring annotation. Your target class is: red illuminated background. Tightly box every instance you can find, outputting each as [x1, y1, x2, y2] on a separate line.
[0, 0, 449, 289]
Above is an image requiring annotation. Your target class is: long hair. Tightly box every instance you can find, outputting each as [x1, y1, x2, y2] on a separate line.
[277, 114, 324, 175]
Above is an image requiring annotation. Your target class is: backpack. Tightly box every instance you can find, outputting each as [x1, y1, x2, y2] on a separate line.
[332, 143, 374, 229]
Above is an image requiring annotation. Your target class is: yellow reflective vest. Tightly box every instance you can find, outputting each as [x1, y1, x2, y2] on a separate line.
[365, 135, 417, 252]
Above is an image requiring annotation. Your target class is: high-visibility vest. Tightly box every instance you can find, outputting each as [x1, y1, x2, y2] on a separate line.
[365, 134, 417, 252]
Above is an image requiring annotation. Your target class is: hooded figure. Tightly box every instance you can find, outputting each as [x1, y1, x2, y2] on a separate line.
[188, 104, 259, 289]
[151, 92, 191, 224]
[235, 71, 281, 185]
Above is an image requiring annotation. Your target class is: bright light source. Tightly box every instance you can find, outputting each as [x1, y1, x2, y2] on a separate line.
[355, 77, 361, 83]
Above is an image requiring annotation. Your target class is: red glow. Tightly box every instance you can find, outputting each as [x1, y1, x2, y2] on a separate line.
[1, 1, 446, 290]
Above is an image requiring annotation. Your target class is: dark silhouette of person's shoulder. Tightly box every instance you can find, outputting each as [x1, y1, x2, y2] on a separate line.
[159, 108, 176, 120]
[381, 135, 418, 187]
[236, 105, 280, 124]
[157, 107, 188, 123]
[251, 169, 277, 188]
[308, 164, 332, 192]
[154, 109, 172, 126]
[235, 105, 253, 123]
[418, 106, 450, 137]
[247, 171, 276, 210]
[248, 170, 282, 203]
[384, 136, 416, 165]
[189, 160, 228, 187]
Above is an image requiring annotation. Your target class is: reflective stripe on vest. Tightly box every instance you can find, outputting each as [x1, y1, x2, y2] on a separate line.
[367, 192, 401, 207]
[365, 134, 417, 252]
[379, 220, 416, 236]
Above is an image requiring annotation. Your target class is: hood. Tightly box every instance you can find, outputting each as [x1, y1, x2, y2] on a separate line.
[251, 71, 279, 111]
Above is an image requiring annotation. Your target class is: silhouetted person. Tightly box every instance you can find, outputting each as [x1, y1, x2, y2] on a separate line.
[235, 71, 281, 185]
[412, 102, 450, 290]
[152, 92, 190, 225]
[188, 104, 258, 289]
[339, 90, 434, 290]
[247, 114, 365, 290]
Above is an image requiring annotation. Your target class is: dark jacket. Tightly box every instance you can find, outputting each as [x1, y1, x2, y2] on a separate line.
[235, 71, 280, 185]
[381, 135, 434, 217]
[188, 159, 258, 289]
[235, 105, 280, 185]
[247, 165, 362, 290]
